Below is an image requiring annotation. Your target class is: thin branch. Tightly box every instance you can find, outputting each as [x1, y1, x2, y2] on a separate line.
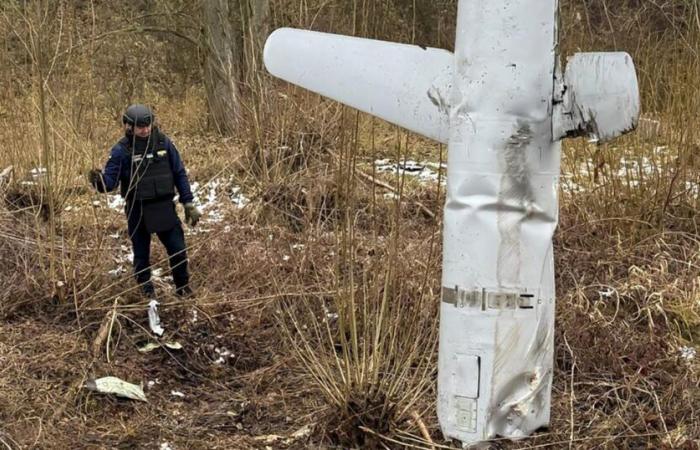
[57, 25, 198, 58]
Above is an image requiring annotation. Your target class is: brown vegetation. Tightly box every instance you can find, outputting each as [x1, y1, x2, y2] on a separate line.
[0, 1, 698, 449]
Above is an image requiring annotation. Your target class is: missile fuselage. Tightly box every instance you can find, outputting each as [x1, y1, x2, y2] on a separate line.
[263, 0, 639, 445]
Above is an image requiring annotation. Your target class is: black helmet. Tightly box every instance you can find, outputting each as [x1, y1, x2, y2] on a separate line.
[122, 104, 154, 127]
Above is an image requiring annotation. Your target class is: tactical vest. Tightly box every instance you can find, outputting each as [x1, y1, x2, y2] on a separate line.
[120, 131, 175, 202]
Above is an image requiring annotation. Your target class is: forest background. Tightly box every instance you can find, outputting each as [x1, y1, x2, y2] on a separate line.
[0, 0, 698, 449]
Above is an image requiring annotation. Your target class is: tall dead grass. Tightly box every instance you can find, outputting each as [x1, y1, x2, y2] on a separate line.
[0, 1, 698, 448]
[272, 113, 443, 447]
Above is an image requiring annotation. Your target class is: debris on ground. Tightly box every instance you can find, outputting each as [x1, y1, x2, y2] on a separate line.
[253, 424, 313, 446]
[85, 376, 148, 402]
[148, 300, 165, 336]
[170, 390, 186, 399]
[138, 341, 183, 353]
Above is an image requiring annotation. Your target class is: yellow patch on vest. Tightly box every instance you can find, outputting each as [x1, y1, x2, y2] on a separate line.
[157, 149, 167, 157]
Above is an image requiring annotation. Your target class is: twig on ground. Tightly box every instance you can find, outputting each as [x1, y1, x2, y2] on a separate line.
[410, 410, 434, 450]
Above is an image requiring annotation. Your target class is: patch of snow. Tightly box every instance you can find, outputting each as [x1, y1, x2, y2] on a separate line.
[206, 209, 224, 224]
[189, 177, 252, 226]
[107, 194, 125, 211]
[374, 159, 444, 184]
[114, 246, 134, 265]
[30, 167, 47, 178]
[215, 347, 232, 358]
[560, 175, 587, 194]
[213, 347, 233, 365]
[322, 304, 338, 322]
[679, 346, 696, 361]
[576, 161, 593, 177]
[108, 266, 125, 277]
[598, 288, 615, 299]
[617, 156, 657, 178]
[291, 424, 312, 439]
[185, 227, 212, 236]
[230, 186, 250, 208]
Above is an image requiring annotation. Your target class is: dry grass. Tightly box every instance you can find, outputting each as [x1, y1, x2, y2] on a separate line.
[0, 1, 699, 449]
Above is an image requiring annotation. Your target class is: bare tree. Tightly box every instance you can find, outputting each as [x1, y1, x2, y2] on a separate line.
[248, 0, 270, 62]
[202, 0, 244, 135]
[201, 0, 271, 135]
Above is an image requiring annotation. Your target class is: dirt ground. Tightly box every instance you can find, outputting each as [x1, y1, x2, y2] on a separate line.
[1, 132, 699, 449]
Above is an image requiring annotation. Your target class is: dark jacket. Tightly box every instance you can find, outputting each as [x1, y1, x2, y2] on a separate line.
[96, 131, 194, 204]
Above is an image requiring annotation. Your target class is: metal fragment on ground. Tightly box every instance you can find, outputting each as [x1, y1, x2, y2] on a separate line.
[85, 376, 147, 402]
[148, 300, 164, 336]
[139, 341, 183, 353]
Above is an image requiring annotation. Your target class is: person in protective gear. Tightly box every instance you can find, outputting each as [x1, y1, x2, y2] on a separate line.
[89, 104, 201, 299]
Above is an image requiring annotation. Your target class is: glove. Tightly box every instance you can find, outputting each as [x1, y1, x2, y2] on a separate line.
[88, 169, 104, 191]
[184, 203, 202, 227]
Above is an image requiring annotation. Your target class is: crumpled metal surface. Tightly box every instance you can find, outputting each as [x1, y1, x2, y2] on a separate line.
[148, 300, 164, 336]
[85, 376, 147, 402]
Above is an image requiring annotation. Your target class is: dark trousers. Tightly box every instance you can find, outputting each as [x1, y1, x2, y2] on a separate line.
[126, 201, 189, 295]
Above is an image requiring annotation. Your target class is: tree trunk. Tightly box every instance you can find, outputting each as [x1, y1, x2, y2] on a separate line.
[248, 0, 270, 63]
[202, 0, 244, 135]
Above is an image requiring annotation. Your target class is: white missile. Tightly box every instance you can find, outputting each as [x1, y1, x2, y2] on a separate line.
[263, 0, 639, 446]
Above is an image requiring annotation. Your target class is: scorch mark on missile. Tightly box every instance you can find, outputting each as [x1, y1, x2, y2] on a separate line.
[497, 121, 535, 288]
[427, 85, 450, 116]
